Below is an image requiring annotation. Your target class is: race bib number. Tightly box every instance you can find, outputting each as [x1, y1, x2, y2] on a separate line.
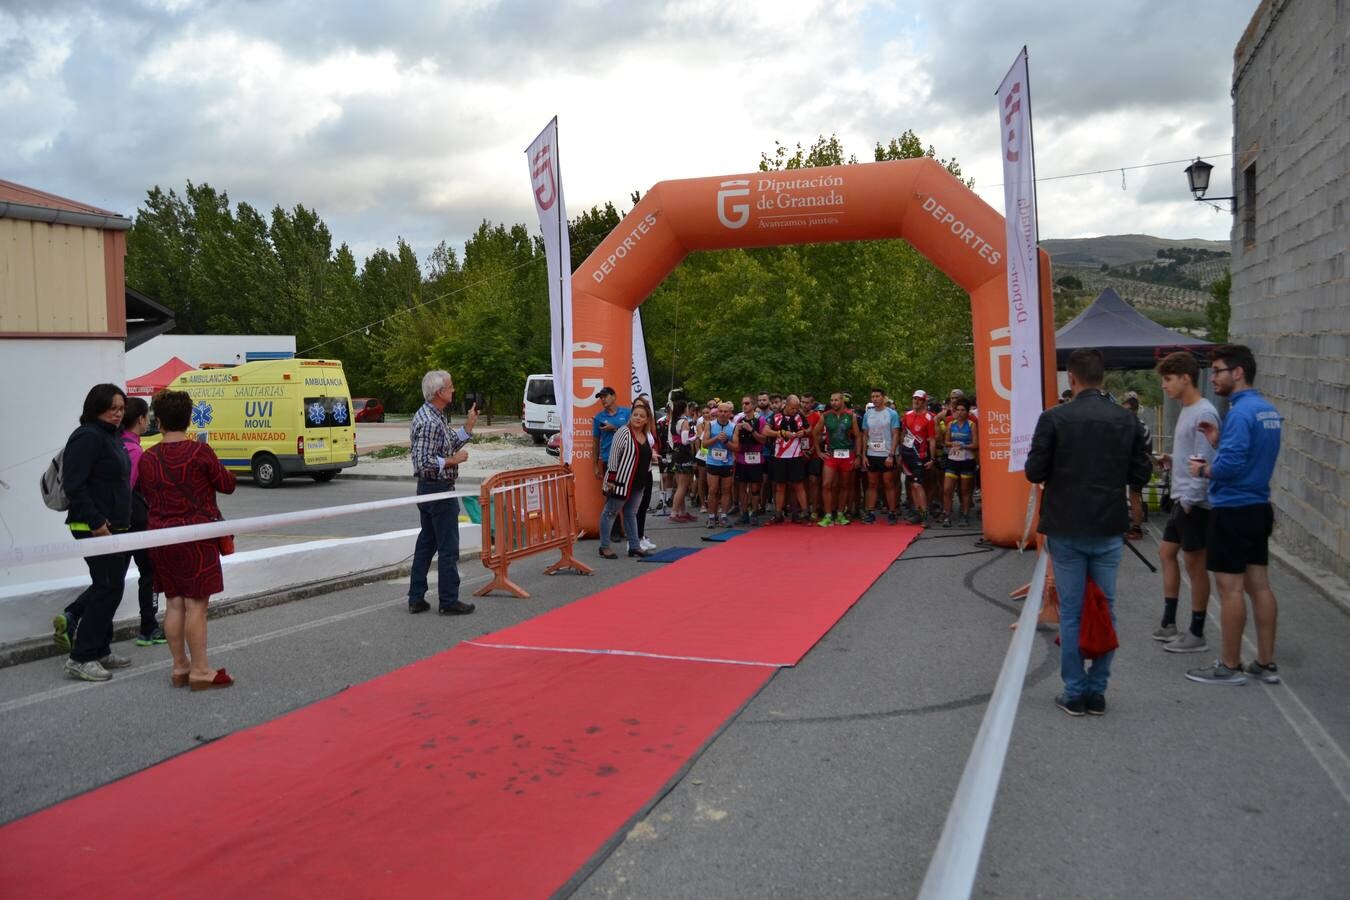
[948, 445, 968, 461]
[744, 451, 762, 464]
[903, 433, 916, 449]
[710, 447, 730, 463]
[869, 438, 886, 452]
[832, 448, 851, 459]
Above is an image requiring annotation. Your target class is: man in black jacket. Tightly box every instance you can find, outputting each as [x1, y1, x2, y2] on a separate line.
[1025, 348, 1152, 717]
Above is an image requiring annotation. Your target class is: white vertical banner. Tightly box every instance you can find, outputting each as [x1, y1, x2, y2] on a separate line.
[526, 117, 574, 464]
[630, 309, 653, 404]
[997, 46, 1042, 472]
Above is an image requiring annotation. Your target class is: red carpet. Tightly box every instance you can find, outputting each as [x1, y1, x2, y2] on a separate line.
[0, 524, 918, 897]
[0, 644, 771, 898]
[477, 524, 921, 665]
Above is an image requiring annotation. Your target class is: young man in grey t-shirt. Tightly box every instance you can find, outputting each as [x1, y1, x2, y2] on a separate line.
[1152, 352, 1221, 652]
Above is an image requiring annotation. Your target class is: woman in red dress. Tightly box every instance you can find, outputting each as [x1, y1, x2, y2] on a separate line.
[137, 390, 237, 691]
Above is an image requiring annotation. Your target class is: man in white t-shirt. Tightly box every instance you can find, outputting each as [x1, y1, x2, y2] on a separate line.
[1152, 352, 1221, 653]
[861, 388, 902, 524]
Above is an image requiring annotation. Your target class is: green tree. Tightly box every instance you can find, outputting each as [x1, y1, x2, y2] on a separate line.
[1206, 270, 1231, 341]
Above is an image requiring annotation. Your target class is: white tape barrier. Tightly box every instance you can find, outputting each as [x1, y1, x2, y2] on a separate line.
[917, 550, 1048, 900]
[0, 489, 474, 569]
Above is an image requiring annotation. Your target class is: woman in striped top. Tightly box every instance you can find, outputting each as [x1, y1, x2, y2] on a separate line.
[598, 405, 654, 559]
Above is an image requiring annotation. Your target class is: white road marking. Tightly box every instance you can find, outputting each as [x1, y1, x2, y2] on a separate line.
[464, 640, 785, 668]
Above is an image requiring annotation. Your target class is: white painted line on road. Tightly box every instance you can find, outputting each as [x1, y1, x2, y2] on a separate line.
[0, 572, 491, 715]
[918, 550, 1048, 900]
[464, 640, 785, 668]
[1175, 560, 1350, 808]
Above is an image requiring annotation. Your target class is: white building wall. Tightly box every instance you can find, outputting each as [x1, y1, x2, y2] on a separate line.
[0, 338, 126, 587]
[125, 334, 296, 380]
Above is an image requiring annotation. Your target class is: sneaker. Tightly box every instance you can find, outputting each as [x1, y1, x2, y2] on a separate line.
[1244, 661, 1281, 684]
[818, 514, 835, 528]
[887, 512, 898, 526]
[903, 510, 922, 525]
[409, 599, 431, 614]
[1185, 660, 1248, 686]
[52, 613, 75, 652]
[64, 658, 111, 682]
[439, 600, 476, 615]
[705, 516, 717, 529]
[747, 514, 759, 527]
[835, 513, 851, 526]
[135, 627, 168, 647]
[1163, 632, 1208, 653]
[670, 513, 696, 523]
[719, 514, 731, 528]
[737, 513, 751, 526]
[1054, 693, 1086, 717]
[1151, 624, 1179, 642]
[700, 506, 709, 514]
[860, 512, 877, 525]
[639, 537, 657, 552]
[941, 516, 953, 528]
[960, 514, 972, 527]
[99, 652, 132, 669]
[1086, 694, 1106, 716]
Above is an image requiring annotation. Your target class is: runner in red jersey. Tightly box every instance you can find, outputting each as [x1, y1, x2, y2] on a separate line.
[899, 390, 938, 525]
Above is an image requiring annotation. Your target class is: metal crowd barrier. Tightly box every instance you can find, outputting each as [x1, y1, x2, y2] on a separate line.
[475, 465, 592, 599]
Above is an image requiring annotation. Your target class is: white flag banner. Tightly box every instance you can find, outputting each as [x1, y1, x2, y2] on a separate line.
[630, 309, 653, 405]
[526, 117, 574, 464]
[997, 47, 1042, 472]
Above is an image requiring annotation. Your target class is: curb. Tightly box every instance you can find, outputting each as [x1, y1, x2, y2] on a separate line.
[0, 548, 482, 670]
[1269, 539, 1350, 618]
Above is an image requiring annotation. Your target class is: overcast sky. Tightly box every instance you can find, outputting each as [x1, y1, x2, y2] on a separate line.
[4, 0, 1251, 267]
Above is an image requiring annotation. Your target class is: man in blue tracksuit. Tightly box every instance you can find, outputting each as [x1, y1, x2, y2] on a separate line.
[1184, 345, 1283, 686]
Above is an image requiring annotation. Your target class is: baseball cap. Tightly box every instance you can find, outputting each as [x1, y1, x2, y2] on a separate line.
[594, 386, 616, 398]
[913, 390, 928, 400]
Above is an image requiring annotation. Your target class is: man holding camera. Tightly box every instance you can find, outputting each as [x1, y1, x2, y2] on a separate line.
[408, 369, 477, 616]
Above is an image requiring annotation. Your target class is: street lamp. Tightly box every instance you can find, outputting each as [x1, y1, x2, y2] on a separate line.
[1184, 158, 1235, 210]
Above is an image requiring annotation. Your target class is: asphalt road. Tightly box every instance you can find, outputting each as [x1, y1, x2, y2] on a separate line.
[217, 478, 429, 551]
[2, 516, 1347, 897]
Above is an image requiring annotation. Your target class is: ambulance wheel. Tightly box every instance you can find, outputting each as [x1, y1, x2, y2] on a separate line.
[252, 453, 283, 488]
[311, 471, 338, 483]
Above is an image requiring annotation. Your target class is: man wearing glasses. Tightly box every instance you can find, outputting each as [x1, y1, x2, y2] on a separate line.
[408, 370, 478, 615]
[1184, 345, 1284, 686]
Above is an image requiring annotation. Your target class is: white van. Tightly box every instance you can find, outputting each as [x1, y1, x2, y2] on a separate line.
[521, 374, 559, 444]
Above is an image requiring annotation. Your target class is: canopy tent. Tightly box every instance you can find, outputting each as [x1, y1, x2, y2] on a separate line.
[1055, 287, 1213, 369]
[127, 356, 195, 396]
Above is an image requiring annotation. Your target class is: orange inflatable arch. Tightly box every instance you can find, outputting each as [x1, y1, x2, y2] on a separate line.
[568, 157, 1055, 547]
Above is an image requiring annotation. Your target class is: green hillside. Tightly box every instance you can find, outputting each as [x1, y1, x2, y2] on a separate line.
[1042, 234, 1229, 268]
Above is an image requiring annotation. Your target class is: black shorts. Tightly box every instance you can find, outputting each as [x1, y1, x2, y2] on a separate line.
[805, 456, 823, 477]
[1206, 503, 1274, 574]
[865, 455, 893, 473]
[1162, 504, 1210, 553]
[672, 461, 694, 475]
[771, 456, 806, 484]
[735, 463, 764, 483]
[898, 446, 929, 477]
[707, 464, 733, 479]
[945, 458, 977, 478]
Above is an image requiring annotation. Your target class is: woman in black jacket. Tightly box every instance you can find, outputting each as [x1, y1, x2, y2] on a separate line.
[597, 405, 654, 559]
[60, 384, 134, 683]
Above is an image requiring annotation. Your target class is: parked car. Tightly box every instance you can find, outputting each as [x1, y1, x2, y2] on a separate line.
[522, 374, 558, 444]
[353, 397, 385, 423]
[545, 432, 561, 457]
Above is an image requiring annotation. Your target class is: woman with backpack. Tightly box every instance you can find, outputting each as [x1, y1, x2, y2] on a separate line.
[137, 390, 237, 691]
[58, 384, 134, 682]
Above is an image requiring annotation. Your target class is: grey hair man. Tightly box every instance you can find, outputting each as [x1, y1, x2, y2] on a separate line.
[408, 369, 479, 615]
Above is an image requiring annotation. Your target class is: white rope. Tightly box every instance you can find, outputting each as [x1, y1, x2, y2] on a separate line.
[0, 489, 474, 569]
[917, 550, 1047, 900]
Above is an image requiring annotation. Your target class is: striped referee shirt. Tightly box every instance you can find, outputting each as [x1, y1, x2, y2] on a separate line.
[410, 402, 472, 484]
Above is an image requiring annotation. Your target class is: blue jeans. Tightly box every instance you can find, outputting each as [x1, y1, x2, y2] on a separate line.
[1046, 533, 1123, 700]
[598, 490, 642, 552]
[410, 481, 460, 609]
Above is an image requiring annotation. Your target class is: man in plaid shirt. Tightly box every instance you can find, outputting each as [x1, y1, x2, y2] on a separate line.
[408, 369, 479, 615]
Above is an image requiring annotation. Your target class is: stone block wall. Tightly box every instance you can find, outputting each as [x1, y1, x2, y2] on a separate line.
[1231, 0, 1350, 580]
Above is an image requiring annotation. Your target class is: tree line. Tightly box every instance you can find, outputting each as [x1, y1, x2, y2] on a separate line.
[125, 132, 979, 416]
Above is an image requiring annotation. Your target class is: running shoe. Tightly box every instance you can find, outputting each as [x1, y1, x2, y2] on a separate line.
[718, 514, 731, 528]
[747, 514, 760, 527]
[99, 652, 132, 669]
[135, 627, 168, 647]
[835, 513, 851, 526]
[1054, 693, 1086, 717]
[860, 512, 877, 525]
[52, 613, 76, 652]
[941, 516, 953, 528]
[1185, 660, 1248, 685]
[1085, 694, 1106, 716]
[1151, 624, 1179, 642]
[705, 515, 717, 528]
[737, 512, 751, 526]
[1244, 661, 1281, 684]
[64, 659, 111, 682]
[886, 512, 899, 526]
[639, 537, 657, 552]
[903, 510, 922, 525]
[1163, 632, 1208, 653]
[818, 514, 834, 528]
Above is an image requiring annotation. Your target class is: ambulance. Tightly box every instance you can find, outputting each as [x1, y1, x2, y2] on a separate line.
[165, 358, 358, 487]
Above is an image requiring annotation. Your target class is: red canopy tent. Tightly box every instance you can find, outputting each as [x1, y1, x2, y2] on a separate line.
[127, 356, 195, 396]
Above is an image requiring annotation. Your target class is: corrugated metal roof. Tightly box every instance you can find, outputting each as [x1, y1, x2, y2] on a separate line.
[0, 179, 125, 219]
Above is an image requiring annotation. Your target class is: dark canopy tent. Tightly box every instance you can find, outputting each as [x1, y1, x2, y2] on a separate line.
[1055, 287, 1212, 369]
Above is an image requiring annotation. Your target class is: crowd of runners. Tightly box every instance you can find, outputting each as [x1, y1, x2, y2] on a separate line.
[592, 386, 982, 546]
